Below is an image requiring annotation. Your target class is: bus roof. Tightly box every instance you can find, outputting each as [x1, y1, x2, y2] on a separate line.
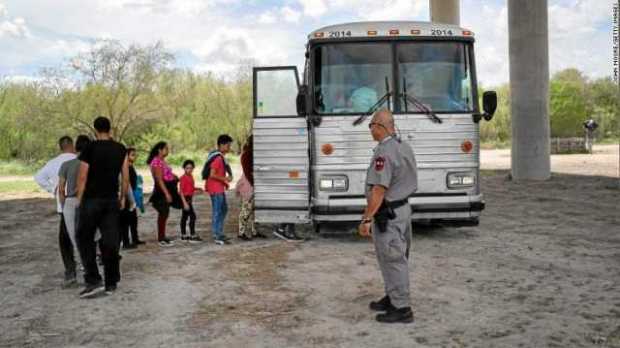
[308, 21, 474, 41]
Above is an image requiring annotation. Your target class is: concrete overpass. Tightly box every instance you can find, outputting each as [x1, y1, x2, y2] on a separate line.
[430, 0, 551, 181]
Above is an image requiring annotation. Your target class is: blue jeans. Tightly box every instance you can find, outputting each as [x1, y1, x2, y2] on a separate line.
[210, 193, 228, 240]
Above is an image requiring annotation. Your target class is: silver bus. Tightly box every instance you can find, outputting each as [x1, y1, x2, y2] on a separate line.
[252, 21, 496, 231]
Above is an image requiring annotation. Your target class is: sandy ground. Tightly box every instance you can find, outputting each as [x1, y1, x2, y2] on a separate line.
[0, 145, 619, 347]
[481, 144, 619, 178]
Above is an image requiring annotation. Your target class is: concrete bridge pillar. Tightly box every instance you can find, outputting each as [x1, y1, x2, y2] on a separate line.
[430, 0, 460, 25]
[508, 0, 551, 180]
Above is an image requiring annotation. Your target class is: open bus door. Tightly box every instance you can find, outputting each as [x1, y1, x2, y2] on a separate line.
[252, 66, 310, 224]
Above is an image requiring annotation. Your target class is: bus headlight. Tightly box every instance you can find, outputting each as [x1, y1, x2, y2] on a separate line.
[319, 176, 348, 191]
[447, 172, 476, 188]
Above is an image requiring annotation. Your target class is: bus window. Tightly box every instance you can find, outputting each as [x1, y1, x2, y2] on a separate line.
[397, 42, 474, 113]
[256, 68, 299, 117]
[314, 43, 393, 114]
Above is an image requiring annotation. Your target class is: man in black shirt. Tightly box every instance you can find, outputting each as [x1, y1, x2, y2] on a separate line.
[76, 116, 129, 298]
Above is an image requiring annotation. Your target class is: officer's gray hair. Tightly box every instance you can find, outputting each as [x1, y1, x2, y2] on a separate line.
[372, 108, 395, 129]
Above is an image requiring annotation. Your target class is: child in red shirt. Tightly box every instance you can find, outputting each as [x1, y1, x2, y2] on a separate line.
[179, 160, 203, 243]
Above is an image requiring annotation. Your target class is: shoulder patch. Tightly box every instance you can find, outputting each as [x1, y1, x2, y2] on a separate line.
[374, 156, 385, 171]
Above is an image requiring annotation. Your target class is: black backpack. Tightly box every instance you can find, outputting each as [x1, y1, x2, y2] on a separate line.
[201, 153, 233, 180]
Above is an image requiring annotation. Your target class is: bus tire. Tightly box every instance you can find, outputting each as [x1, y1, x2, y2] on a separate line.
[312, 222, 321, 234]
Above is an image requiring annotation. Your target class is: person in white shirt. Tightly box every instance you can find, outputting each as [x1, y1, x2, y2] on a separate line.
[34, 136, 77, 287]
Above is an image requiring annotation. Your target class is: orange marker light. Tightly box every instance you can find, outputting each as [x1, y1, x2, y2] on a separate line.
[321, 143, 334, 155]
[411, 29, 421, 35]
[367, 30, 377, 36]
[461, 140, 473, 153]
[462, 30, 473, 36]
[314, 32, 324, 38]
[288, 171, 300, 179]
[389, 29, 399, 35]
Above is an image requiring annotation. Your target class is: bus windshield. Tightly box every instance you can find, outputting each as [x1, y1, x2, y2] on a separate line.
[313, 43, 392, 114]
[397, 42, 473, 113]
[313, 41, 474, 115]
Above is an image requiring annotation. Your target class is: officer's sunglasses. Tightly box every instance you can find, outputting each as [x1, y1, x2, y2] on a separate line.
[368, 122, 386, 130]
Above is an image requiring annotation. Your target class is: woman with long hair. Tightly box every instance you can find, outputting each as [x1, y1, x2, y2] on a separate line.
[147, 141, 180, 247]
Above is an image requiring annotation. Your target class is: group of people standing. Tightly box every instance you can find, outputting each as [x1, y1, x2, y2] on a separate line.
[34, 109, 416, 324]
[35, 116, 131, 298]
[145, 134, 255, 246]
[34, 116, 269, 299]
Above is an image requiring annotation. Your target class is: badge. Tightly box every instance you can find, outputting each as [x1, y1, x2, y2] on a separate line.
[374, 156, 385, 171]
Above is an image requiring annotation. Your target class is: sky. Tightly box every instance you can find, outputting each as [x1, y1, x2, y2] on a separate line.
[0, 0, 616, 86]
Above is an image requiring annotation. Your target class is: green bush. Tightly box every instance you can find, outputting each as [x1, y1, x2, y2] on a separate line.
[480, 69, 618, 145]
[1, 47, 616, 161]
[0, 160, 42, 176]
[480, 84, 511, 143]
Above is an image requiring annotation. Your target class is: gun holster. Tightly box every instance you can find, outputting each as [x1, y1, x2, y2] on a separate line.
[374, 200, 396, 233]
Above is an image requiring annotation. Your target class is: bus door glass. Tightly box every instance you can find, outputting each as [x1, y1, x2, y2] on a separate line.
[252, 67, 311, 224]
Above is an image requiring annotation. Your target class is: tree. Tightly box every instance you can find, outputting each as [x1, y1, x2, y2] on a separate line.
[588, 77, 619, 139]
[480, 83, 511, 144]
[549, 68, 590, 137]
[58, 40, 175, 141]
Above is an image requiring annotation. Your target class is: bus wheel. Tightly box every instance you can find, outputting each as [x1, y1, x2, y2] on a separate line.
[312, 222, 321, 234]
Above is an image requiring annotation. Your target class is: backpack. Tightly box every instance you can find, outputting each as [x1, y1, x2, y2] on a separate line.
[201, 151, 233, 181]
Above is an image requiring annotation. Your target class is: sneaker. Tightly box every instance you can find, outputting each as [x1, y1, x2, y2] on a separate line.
[375, 307, 414, 324]
[134, 240, 146, 245]
[79, 281, 105, 299]
[62, 275, 78, 289]
[105, 284, 117, 295]
[181, 235, 190, 242]
[188, 235, 203, 244]
[238, 235, 252, 241]
[274, 226, 303, 241]
[254, 232, 267, 239]
[273, 228, 289, 241]
[284, 230, 303, 241]
[214, 238, 230, 245]
[123, 243, 137, 250]
[159, 238, 174, 247]
[273, 229, 290, 241]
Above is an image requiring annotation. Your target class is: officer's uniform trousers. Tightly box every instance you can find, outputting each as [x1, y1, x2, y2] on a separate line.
[372, 204, 412, 309]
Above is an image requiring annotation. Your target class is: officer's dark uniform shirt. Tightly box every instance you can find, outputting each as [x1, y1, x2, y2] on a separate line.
[365, 135, 418, 202]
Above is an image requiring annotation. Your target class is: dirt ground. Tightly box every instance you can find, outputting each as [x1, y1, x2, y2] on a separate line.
[0, 145, 618, 348]
[480, 144, 619, 178]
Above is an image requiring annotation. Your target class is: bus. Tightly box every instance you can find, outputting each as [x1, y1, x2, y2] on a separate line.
[252, 21, 497, 231]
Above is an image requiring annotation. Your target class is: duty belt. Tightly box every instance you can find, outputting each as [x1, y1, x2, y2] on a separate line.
[375, 198, 409, 233]
[385, 198, 409, 209]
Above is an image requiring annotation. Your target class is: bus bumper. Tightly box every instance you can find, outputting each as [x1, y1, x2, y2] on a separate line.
[312, 194, 485, 223]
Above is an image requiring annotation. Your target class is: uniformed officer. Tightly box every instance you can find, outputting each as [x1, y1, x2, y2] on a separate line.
[359, 108, 417, 324]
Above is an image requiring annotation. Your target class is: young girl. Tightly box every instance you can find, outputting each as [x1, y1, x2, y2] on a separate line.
[179, 160, 203, 243]
[147, 142, 180, 247]
[119, 147, 145, 249]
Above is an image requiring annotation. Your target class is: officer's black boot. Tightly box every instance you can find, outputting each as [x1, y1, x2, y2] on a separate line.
[376, 306, 414, 324]
[369, 295, 395, 312]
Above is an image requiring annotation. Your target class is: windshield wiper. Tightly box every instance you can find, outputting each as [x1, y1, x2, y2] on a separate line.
[353, 77, 391, 126]
[401, 77, 442, 124]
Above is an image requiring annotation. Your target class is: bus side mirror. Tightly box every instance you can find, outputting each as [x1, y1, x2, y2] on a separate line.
[482, 91, 497, 121]
[296, 85, 309, 117]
